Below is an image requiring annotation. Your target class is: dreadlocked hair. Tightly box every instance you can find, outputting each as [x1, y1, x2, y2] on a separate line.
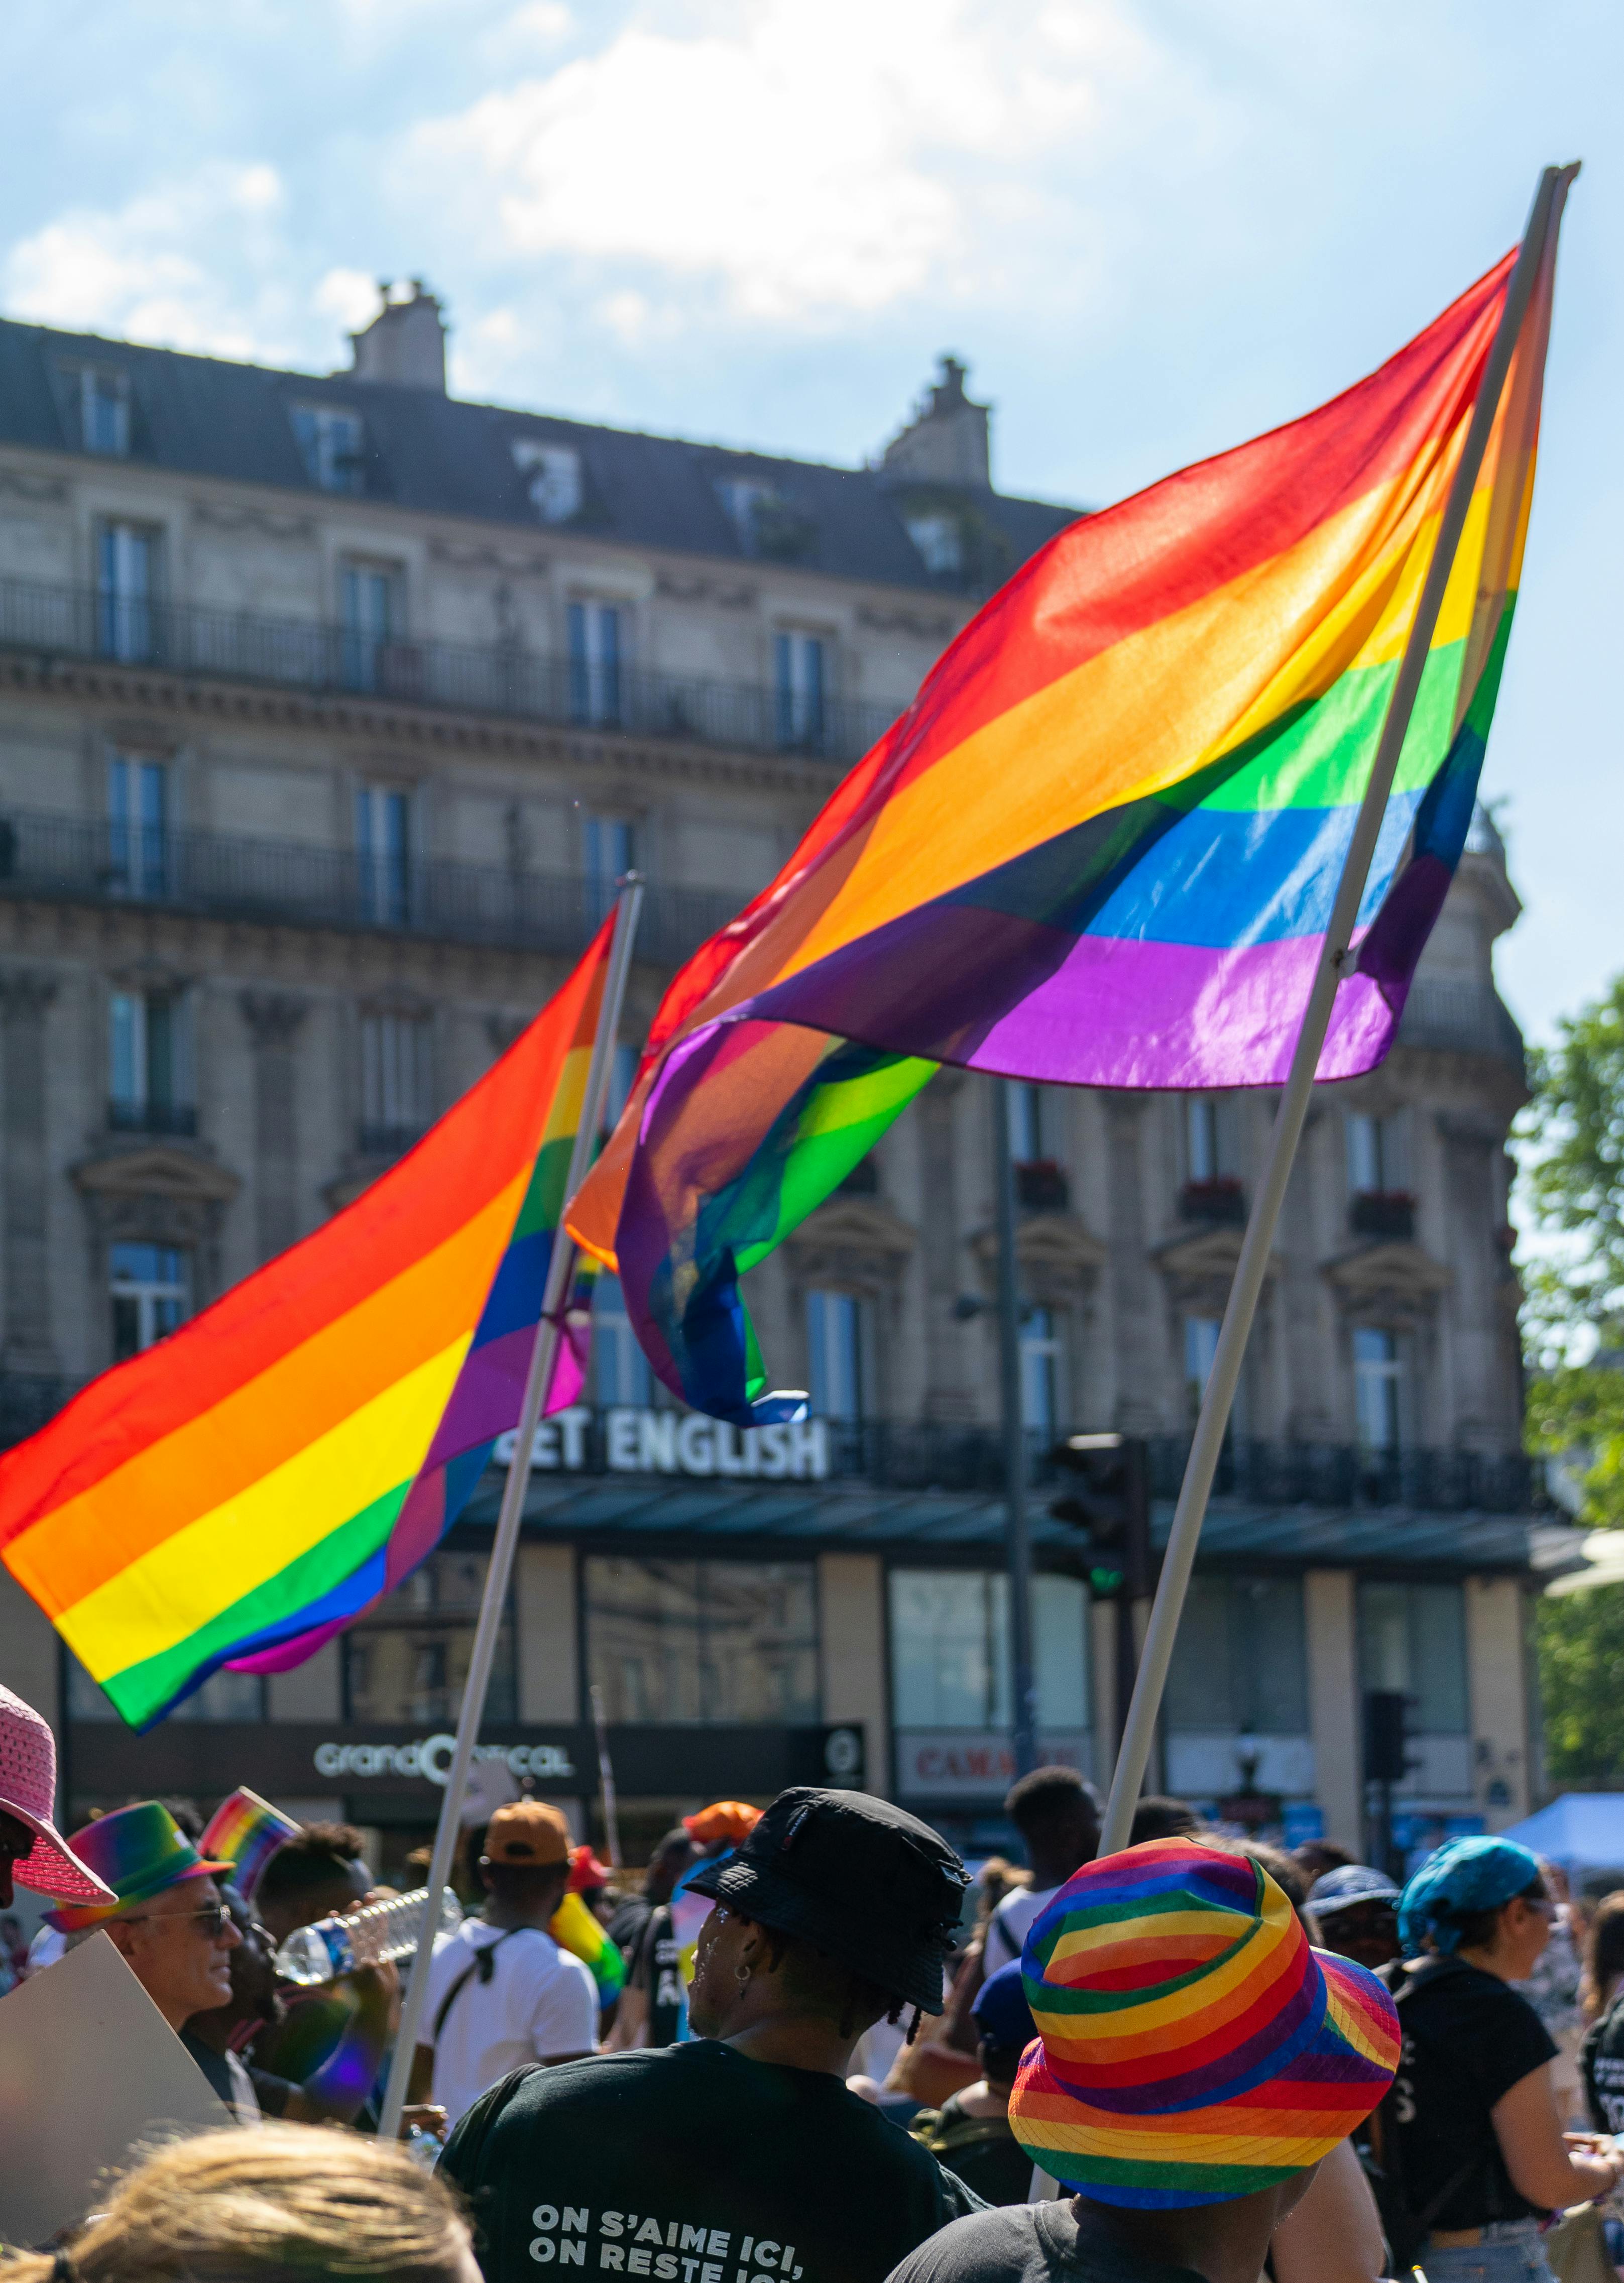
[760, 1927, 909, 2040]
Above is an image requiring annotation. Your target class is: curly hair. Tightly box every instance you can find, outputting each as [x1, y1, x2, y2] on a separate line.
[5, 2123, 470, 2283]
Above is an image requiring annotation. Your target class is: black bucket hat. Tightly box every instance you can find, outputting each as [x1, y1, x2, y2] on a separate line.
[684, 1786, 968, 2014]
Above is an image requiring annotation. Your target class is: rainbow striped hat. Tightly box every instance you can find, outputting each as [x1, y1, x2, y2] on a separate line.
[1008, 1839, 1400, 2209]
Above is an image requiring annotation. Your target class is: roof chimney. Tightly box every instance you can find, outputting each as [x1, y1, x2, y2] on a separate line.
[879, 355, 991, 488]
[348, 278, 447, 392]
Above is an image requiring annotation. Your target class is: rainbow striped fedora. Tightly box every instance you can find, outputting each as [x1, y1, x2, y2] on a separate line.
[1008, 1838, 1400, 2209]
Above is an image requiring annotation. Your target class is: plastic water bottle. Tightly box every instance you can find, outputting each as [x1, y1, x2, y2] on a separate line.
[274, 1886, 463, 1986]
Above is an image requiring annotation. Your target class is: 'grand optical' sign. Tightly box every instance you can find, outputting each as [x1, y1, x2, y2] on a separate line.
[313, 1735, 576, 1784]
[495, 1406, 830, 1482]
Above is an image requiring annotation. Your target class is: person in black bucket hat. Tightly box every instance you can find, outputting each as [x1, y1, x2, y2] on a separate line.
[442, 1789, 985, 2283]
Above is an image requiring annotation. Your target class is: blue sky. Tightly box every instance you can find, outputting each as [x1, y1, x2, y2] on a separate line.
[0, 0, 1616, 1046]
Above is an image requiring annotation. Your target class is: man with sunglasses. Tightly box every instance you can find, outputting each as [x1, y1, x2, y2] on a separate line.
[49, 1801, 242, 2036]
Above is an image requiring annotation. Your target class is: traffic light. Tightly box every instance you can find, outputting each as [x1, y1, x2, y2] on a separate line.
[1363, 1690, 1412, 1783]
[1049, 1433, 1152, 1601]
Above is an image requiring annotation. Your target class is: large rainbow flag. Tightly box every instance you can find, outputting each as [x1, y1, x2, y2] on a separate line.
[0, 921, 615, 1727]
[569, 225, 1562, 1425]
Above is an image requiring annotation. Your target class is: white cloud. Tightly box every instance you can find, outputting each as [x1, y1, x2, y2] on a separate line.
[313, 266, 383, 332]
[411, 0, 1169, 325]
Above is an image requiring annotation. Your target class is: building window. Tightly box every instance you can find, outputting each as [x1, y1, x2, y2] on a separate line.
[291, 403, 365, 494]
[584, 814, 634, 926]
[806, 1289, 869, 1423]
[106, 752, 169, 897]
[1164, 1575, 1308, 1735]
[360, 1009, 433, 1155]
[774, 631, 826, 752]
[1008, 1083, 1045, 1163]
[1347, 1111, 1407, 1194]
[339, 561, 400, 692]
[585, 1556, 819, 1726]
[594, 1274, 654, 1407]
[906, 513, 963, 578]
[66, 1653, 262, 1724]
[1021, 1305, 1062, 1434]
[1187, 1099, 1220, 1183]
[1353, 1326, 1403, 1453]
[1358, 1580, 1468, 1735]
[77, 366, 131, 456]
[513, 440, 583, 524]
[97, 521, 157, 662]
[343, 1550, 517, 1725]
[888, 1569, 1089, 1733]
[604, 1039, 639, 1135]
[1185, 1315, 1220, 1411]
[356, 784, 412, 926]
[110, 1242, 190, 1360]
[568, 602, 623, 727]
[109, 986, 194, 1135]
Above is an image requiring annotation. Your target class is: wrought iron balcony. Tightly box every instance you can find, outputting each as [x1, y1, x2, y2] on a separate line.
[1014, 1159, 1070, 1212]
[1349, 1190, 1416, 1241]
[108, 1099, 199, 1138]
[1179, 1176, 1245, 1226]
[0, 573, 902, 765]
[0, 805, 743, 967]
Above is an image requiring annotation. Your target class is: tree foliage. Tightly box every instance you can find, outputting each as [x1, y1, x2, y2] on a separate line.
[1522, 977, 1624, 1357]
[1525, 1364, 1624, 1530]
[1537, 1588, 1624, 1781]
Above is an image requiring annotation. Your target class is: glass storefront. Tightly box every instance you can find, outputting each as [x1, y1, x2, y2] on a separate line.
[584, 1556, 819, 1725]
[343, 1548, 516, 1725]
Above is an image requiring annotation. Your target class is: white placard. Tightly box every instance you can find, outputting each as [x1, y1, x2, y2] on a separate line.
[0, 1930, 231, 2248]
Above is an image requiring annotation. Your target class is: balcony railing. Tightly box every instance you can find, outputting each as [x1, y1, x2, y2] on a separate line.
[1349, 1190, 1416, 1241]
[1014, 1159, 1070, 1212]
[0, 806, 744, 966]
[108, 1099, 199, 1138]
[0, 574, 902, 766]
[1179, 1176, 1245, 1226]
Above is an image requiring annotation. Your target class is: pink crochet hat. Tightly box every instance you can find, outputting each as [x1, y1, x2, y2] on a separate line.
[0, 1682, 115, 1905]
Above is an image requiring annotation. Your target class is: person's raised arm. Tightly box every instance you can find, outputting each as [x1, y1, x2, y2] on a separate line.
[281, 1963, 396, 2125]
[1493, 2064, 1624, 2210]
[1269, 2138, 1385, 2283]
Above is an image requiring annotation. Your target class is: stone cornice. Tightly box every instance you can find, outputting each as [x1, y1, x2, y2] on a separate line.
[72, 1140, 241, 1204]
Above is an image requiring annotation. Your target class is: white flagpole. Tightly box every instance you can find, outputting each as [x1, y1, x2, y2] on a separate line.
[1097, 166, 1577, 1858]
[379, 875, 645, 2138]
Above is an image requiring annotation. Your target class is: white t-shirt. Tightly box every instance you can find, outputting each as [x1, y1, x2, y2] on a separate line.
[422, 1919, 598, 2128]
[982, 1884, 1061, 1976]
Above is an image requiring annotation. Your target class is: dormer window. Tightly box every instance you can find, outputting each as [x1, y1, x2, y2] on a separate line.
[906, 513, 963, 578]
[64, 364, 131, 455]
[512, 440, 583, 525]
[291, 403, 365, 494]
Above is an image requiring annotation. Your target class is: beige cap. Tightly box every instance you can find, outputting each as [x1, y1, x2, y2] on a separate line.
[482, 1798, 572, 1868]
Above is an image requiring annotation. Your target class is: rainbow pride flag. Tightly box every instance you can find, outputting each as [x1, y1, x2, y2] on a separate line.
[0, 921, 616, 1727]
[549, 1889, 627, 2005]
[570, 227, 1562, 1423]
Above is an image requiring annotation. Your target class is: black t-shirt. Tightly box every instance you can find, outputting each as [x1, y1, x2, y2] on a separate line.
[883, 2202, 1206, 2283]
[632, 1903, 685, 2047]
[440, 2040, 985, 2283]
[1386, 1957, 1558, 2229]
[911, 2096, 1035, 2209]
[609, 1896, 653, 1960]
[1581, 1989, 1624, 2132]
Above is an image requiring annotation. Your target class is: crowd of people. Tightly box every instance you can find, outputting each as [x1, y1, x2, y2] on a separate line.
[6, 1670, 1624, 2282]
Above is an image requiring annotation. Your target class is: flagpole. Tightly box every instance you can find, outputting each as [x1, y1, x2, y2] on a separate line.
[1097, 164, 1577, 1859]
[379, 875, 645, 2139]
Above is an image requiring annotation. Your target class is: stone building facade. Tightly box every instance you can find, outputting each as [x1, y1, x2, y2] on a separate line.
[0, 285, 1569, 1886]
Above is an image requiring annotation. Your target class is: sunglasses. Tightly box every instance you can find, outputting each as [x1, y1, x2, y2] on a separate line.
[123, 1901, 236, 1939]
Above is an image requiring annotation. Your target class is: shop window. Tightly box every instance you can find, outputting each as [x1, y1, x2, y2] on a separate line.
[343, 1549, 517, 1725]
[66, 1653, 263, 1723]
[569, 602, 624, 727]
[110, 1242, 190, 1360]
[888, 1569, 1089, 1733]
[360, 1008, 432, 1156]
[806, 1289, 870, 1423]
[1164, 1575, 1308, 1735]
[97, 521, 158, 661]
[594, 1273, 654, 1408]
[1358, 1580, 1467, 1735]
[107, 752, 169, 898]
[585, 1557, 818, 1726]
[357, 784, 413, 926]
[109, 984, 194, 1135]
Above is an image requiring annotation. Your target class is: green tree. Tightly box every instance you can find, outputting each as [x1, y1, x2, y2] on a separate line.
[1537, 1590, 1624, 1781]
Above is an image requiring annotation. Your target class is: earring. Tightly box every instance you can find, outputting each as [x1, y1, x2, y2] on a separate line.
[735, 1962, 752, 1990]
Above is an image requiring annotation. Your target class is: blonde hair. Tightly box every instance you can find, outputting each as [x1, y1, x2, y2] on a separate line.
[4, 2123, 469, 2283]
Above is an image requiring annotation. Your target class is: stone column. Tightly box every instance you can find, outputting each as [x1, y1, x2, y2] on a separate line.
[0, 968, 59, 1369]
[240, 991, 308, 1265]
[1465, 1575, 1530, 1827]
[817, 1552, 889, 1794]
[516, 1542, 579, 1723]
[1304, 1569, 1362, 1848]
[1437, 1113, 1512, 1449]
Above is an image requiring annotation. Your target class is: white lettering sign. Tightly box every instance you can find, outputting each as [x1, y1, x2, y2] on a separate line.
[312, 1735, 575, 1784]
[495, 1407, 829, 1482]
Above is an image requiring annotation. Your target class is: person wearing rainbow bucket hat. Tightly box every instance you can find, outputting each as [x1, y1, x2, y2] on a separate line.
[886, 1839, 1403, 2283]
[48, 1800, 240, 2035]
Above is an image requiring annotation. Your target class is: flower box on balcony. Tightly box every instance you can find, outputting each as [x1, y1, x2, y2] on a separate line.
[1179, 1176, 1244, 1225]
[1015, 1159, 1069, 1212]
[1350, 1190, 1416, 1240]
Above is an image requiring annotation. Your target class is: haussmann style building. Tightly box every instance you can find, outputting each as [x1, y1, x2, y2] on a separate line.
[0, 282, 1579, 1888]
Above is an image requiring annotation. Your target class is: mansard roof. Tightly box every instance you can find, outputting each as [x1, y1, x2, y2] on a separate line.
[0, 316, 1082, 593]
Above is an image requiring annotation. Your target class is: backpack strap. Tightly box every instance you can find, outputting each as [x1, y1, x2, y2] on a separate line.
[432, 1928, 526, 2043]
